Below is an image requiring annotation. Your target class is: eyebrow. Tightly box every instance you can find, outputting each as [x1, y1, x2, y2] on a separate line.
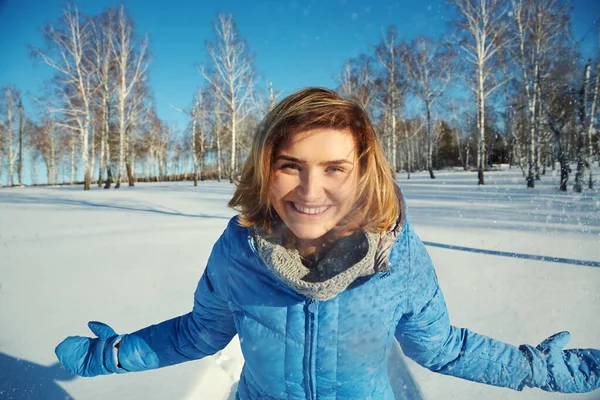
[275, 155, 354, 166]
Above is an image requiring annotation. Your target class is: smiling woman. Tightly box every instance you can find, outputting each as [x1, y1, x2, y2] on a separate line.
[54, 87, 600, 400]
[230, 87, 400, 247]
[270, 128, 360, 253]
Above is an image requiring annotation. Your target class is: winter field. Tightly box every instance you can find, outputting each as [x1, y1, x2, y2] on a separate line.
[0, 165, 599, 400]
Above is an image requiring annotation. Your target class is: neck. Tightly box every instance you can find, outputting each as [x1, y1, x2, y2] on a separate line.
[296, 237, 327, 259]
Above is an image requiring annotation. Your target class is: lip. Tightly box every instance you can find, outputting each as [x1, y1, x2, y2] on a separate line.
[287, 201, 331, 218]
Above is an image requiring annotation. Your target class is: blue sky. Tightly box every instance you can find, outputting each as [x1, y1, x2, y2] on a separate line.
[0, 0, 598, 132]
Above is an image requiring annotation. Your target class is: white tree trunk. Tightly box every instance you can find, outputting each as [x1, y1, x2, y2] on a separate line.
[528, 64, 539, 187]
[7, 102, 14, 186]
[71, 138, 76, 184]
[129, 145, 136, 182]
[230, 107, 236, 183]
[148, 144, 154, 181]
[117, 100, 125, 186]
[106, 119, 112, 186]
[478, 59, 486, 185]
[425, 98, 435, 179]
[191, 108, 199, 186]
[90, 124, 96, 183]
[31, 154, 37, 185]
[588, 66, 599, 188]
[50, 135, 56, 185]
[217, 128, 222, 182]
[81, 113, 91, 189]
[98, 119, 105, 186]
[574, 62, 590, 193]
[404, 124, 412, 179]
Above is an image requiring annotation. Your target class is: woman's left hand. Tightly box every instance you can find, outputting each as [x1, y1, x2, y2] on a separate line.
[520, 331, 600, 393]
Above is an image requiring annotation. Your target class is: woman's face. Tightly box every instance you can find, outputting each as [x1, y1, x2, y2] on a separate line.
[270, 128, 359, 241]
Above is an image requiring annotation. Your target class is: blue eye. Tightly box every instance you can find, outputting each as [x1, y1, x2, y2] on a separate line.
[326, 166, 344, 173]
[281, 163, 301, 171]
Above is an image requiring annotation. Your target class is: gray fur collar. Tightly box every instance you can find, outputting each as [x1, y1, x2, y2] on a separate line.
[252, 227, 382, 301]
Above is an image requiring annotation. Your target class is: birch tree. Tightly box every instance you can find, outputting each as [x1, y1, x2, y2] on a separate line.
[124, 80, 151, 186]
[110, 5, 149, 188]
[405, 37, 454, 179]
[338, 54, 378, 119]
[31, 5, 95, 190]
[268, 82, 280, 113]
[398, 119, 426, 178]
[190, 92, 204, 185]
[374, 27, 405, 172]
[250, 82, 281, 122]
[572, 59, 599, 192]
[510, 0, 570, 188]
[206, 76, 226, 182]
[199, 13, 255, 183]
[90, 8, 117, 188]
[539, 59, 575, 192]
[451, 0, 510, 185]
[171, 88, 209, 186]
[573, 61, 591, 193]
[587, 61, 599, 189]
[0, 86, 20, 186]
[30, 115, 63, 185]
[142, 107, 162, 181]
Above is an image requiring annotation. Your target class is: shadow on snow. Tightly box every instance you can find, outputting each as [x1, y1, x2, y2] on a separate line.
[0, 352, 76, 400]
[0, 195, 231, 220]
[424, 241, 600, 268]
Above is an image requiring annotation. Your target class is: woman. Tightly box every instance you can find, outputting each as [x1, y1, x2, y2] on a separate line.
[56, 88, 600, 398]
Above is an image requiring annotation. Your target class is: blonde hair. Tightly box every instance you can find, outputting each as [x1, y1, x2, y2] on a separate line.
[228, 87, 399, 235]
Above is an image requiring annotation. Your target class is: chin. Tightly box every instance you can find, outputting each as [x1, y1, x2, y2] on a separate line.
[288, 225, 328, 240]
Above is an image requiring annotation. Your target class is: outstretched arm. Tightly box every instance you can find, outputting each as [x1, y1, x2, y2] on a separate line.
[396, 282, 533, 390]
[56, 220, 238, 376]
[394, 226, 600, 393]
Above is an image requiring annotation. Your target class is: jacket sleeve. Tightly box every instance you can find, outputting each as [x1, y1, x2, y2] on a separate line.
[394, 226, 534, 391]
[116, 219, 238, 372]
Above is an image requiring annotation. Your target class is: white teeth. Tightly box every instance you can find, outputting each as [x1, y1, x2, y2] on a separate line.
[291, 203, 329, 215]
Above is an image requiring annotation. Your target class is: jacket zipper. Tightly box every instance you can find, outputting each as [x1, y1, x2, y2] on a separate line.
[305, 299, 318, 400]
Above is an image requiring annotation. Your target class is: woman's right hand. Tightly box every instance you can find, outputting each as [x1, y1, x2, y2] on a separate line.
[55, 321, 126, 377]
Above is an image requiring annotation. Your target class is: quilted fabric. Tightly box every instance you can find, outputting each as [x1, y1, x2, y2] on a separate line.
[120, 210, 543, 399]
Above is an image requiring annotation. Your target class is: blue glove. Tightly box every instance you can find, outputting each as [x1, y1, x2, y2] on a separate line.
[521, 331, 600, 393]
[55, 321, 126, 377]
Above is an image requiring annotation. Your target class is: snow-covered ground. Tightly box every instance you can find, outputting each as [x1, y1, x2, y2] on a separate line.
[1, 166, 599, 400]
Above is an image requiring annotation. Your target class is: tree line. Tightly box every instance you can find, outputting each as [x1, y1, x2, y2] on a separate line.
[338, 0, 599, 190]
[0, 0, 598, 191]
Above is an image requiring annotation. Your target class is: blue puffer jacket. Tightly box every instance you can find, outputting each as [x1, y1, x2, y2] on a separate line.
[118, 214, 537, 399]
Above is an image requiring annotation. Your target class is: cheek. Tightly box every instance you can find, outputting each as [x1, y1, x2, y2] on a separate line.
[269, 173, 294, 200]
[333, 175, 359, 201]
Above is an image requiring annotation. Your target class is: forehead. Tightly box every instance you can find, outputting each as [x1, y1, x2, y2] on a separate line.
[276, 128, 357, 158]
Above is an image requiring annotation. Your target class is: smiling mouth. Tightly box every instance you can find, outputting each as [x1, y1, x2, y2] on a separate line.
[289, 202, 331, 215]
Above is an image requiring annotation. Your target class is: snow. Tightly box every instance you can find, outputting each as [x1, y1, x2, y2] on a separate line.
[0, 166, 599, 400]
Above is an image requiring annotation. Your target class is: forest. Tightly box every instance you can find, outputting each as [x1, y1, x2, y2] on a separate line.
[0, 0, 598, 191]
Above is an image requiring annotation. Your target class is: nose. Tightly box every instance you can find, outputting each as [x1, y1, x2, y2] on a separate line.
[298, 169, 324, 201]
